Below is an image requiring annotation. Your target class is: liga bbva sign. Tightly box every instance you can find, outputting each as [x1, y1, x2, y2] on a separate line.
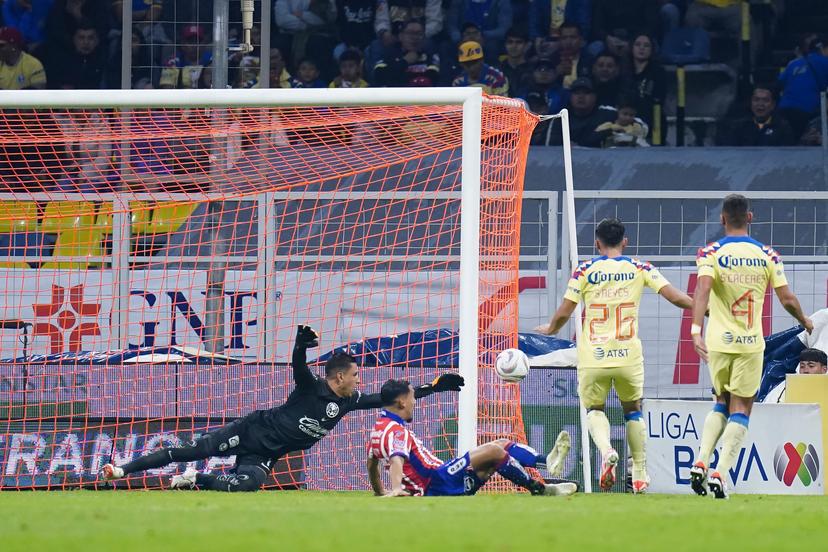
[643, 400, 824, 495]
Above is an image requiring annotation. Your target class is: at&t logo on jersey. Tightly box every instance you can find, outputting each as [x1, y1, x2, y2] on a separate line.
[593, 347, 629, 360]
[722, 331, 758, 345]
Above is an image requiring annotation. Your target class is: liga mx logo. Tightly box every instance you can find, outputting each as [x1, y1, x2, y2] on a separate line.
[773, 442, 820, 487]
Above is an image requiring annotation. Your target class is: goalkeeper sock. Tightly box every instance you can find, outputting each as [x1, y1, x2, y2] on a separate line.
[716, 413, 749, 477]
[624, 411, 647, 479]
[586, 409, 613, 456]
[504, 442, 545, 468]
[696, 403, 728, 467]
[497, 455, 542, 493]
[120, 449, 176, 475]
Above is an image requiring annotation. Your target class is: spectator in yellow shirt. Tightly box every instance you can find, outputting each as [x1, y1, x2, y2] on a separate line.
[0, 26, 46, 89]
[329, 49, 368, 88]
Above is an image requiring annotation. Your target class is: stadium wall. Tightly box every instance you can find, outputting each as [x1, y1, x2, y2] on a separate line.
[524, 147, 826, 192]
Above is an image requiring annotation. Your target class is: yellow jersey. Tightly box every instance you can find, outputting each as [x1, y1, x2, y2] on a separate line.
[0, 52, 46, 90]
[564, 256, 670, 368]
[696, 236, 787, 353]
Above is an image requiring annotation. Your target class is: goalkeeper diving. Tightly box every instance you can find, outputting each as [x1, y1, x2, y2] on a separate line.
[100, 325, 464, 492]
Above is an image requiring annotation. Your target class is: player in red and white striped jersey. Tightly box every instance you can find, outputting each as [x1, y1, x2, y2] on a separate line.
[366, 379, 578, 497]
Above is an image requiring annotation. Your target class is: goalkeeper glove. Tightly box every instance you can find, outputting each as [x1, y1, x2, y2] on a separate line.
[431, 373, 464, 392]
[295, 325, 319, 349]
[413, 373, 464, 398]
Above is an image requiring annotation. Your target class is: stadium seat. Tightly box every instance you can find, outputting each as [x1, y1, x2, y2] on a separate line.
[95, 201, 151, 233]
[0, 201, 38, 232]
[0, 202, 39, 268]
[41, 201, 97, 233]
[41, 202, 104, 269]
[41, 227, 105, 269]
[661, 27, 711, 65]
[144, 202, 198, 234]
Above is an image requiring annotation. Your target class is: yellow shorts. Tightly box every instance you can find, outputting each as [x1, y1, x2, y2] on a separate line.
[707, 350, 763, 398]
[577, 364, 644, 408]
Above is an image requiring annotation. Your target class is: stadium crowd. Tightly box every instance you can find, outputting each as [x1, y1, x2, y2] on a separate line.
[0, 1, 825, 147]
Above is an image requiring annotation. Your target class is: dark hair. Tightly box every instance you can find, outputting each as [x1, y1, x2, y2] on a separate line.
[75, 18, 98, 33]
[381, 379, 412, 406]
[559, 20, 582, 35]
[800, 348, 828, 366]
[325, 352, 357, 378]
[595, 218, 625, 247]
[752, 83, 779, 103]
[595, 52, 620, 64]
[616, 94, 638, 111]
[339, 49, 362, 64]
[505, 26, 529, 41]
[721, 194, 750, 227]
[298, 57, 318, 69]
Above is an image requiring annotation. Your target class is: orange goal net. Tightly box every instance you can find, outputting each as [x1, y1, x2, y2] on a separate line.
[0, 91, 538, 490]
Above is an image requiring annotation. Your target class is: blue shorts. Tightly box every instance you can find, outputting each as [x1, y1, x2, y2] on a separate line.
[424, 453, 484, 496]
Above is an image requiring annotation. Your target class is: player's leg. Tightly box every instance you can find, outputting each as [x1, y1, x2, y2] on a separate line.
[708, 352, 762, 499]
[615, 363, 648, 493]
[188, 455, 272, 492]
[578, 368, 618, 490]
[467, 441, 576, 496]
[690, 352, 732, 496]
[102, 419, 245, 481]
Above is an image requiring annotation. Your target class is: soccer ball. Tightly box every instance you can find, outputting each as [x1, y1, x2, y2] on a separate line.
[495, 348, 530, 383]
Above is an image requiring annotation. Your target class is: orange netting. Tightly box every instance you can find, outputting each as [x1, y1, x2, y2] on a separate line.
[0, 99, 538, 490]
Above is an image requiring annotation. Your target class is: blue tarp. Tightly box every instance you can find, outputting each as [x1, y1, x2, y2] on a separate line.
[316, 330, 575, 367]
[757, 325, 805, 402]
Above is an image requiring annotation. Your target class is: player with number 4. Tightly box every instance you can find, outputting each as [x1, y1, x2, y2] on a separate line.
[536, 218, 692, 494]
[689, 194, 813, 499]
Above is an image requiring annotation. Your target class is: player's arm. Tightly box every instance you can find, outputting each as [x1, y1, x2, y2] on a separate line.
[385, 455, 407, 497]
[774, 285, 814, 333]
[348, 374, 465, 410]
[690, 275, 713, 361]
[367, 456, 385, 496]
[291, 325, 319, 388]
[535, 299, 577, 335]
[658, 284, 693, 310]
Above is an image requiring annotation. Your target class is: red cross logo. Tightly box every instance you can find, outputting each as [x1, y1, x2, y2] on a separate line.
[32, 284, 101, 353]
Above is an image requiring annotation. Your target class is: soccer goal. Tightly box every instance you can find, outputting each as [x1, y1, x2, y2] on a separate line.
[0, 88, 549, 490]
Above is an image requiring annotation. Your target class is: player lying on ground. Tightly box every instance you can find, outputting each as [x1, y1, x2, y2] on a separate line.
[101, 326, 464, 492]
[689, 194, 812, 499]
[366, 378, 578, 497]
[535, 218, 693, 493]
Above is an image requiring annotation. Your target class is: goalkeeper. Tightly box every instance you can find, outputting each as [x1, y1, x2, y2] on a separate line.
[101, 326, 464, 492]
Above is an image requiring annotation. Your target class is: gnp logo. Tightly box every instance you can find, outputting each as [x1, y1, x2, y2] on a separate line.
[773, 442, 820, 487]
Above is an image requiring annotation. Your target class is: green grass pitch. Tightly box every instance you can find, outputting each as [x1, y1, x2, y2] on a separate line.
[1, 492, 826, 551]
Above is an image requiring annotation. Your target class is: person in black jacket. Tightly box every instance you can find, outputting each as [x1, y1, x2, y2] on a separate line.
[373, 19, 440, 86]
[722, 85, 795, 147]
[100, 325, 463, 492]
[546, 77, 616, 146]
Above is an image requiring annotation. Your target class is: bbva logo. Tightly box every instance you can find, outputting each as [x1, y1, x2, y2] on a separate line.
[773, 442, 820, 487]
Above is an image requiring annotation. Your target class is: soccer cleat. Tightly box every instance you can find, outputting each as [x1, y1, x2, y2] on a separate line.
[100, 463, 124, 481]
[599, 449, 620, 491]
[689, 461, 708, 496]
[170, 468, 198, 490]
[546, 430, 571, 478]
[707, 471, 728, 499]
[632, 476, 650, 494]
[542, 481, 578, 496]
